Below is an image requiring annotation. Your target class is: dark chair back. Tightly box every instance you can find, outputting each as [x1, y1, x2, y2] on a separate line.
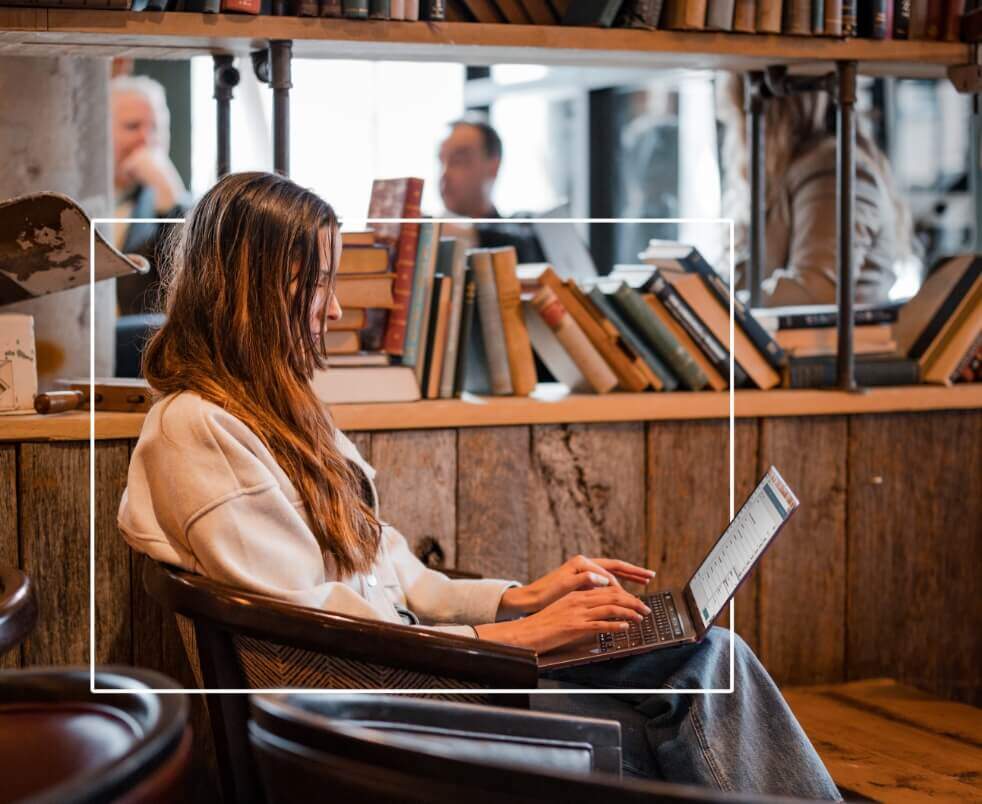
[248, 693, 793, 804]
[0, 566, 37, 659]
[0, 666, 190, 804]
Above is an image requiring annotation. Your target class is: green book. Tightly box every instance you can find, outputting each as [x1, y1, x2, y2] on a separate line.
[342, 0, 368, 16]
[402, 221, 441, 374]
[587, 287, 679, 392]
[611, 282, 709, 391]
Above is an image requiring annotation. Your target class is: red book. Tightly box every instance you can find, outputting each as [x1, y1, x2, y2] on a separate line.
[366, 178, 424, 356]
[924, 0, 945, 37]
[221, 0, 261, 11]
[942, 0, 966, 40]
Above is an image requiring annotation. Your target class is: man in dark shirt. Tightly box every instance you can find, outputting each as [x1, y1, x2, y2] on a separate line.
[437, 117, 545, 263]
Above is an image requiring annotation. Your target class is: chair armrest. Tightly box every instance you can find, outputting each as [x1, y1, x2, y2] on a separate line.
[0, 567, 38, 658]
[144, 562, 538, 688]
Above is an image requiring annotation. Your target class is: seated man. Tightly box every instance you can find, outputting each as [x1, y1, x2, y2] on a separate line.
[437, 116, 545, 264]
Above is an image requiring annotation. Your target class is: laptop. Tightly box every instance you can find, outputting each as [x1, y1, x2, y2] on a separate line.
[538, 465, 799, 671]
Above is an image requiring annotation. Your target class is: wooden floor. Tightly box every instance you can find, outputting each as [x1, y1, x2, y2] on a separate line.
[783, 679, 982, 802]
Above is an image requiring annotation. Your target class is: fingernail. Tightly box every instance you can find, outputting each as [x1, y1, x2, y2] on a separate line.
[620, 622, 630, 630]
[589, 573, 610, 586]
[643, 605, 651, 614]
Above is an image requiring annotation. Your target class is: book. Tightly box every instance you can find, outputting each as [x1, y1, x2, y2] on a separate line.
[529, 286, 618, 393]
[438, 238, 469, 399]
[921, 283, 982, 385]
[319, 0, 342, 15]
[895, 255, 981, 358]
[293, 0, 319, 13]
[343, 0, 369, 15]
[664, 272, 780, 389]
[324, 331, 360, 354]
[786, 355, 919, 388]
[643, 293, 727, 391]
[859, 0, 889, 36]
[519, 0, 559, 23]
[329, 308, 367, 332]
[422, 275, 453, 399]
[454, 268, 478, 397]
[459, 0, 505, 19]
[619, 0, 664, 27]
[403, 221, 442, 383]
[497, 0, 534, 22]
[706, 0, 736, 28]
[471, 251, 514, 395]
[943, 0, 966, 39]
[588, 287, 676, 391]
[753, 303, 903, 330]
[812, 0, 824, 30]
[421, 0, 446, 18]
[824, 0, 843, 33]
[368, 177, 423, 355]
[310, 365, 421, 404]
[842, 0, 857, 33]
[785, 0, 812, 33]
[647, 269, 745, 387]
[335, 274, 396, 309]
[951, 331, 982, 383]
[611, 282, 709, 390]
[561, 0, 625, 24]
[222, 0, 261, 11]
[339, 246, 390, 275]
[405, 0, 420, 18]
[733, 0, 758, 30]
[909, 0, 928, 35]
[756, 0, 783, 31]
[391, 0, 406, 15]
[894, 0, 912, 36]
[775, 323, 896, 355]
[327, 352, 389, 367]
[340, 231, 375, 247]
[490, 248, 538, 397]
[369, 0, 391, 16]
[924, 0, 944, 36]
[662, 0, 708, 28]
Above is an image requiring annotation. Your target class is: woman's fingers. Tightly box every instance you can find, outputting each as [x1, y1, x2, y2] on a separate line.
[570, 556, 622, 588]
[579, 587, 651, 615]
[592, 557, 657, 582]
[584, 604, 645, 623]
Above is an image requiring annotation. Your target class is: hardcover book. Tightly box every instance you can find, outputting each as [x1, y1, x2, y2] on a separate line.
[643, 293, 727, 390]
[470, 251, 514, 395]
[733, 0, 758, 30]
[786, 355, 919, 388]
[490, 247, 538, 396]
[756, 0, 783, 31]
[437, 238, 469, 399]
[402, 221, 443, 382]
[662, 0, 708, 28]
[824, 0, 843, 33]
[706, 0, 736, 29]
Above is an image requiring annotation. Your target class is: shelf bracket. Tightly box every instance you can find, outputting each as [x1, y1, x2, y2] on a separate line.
[213, 54, 240, 180]
[249, 42, 293, 177]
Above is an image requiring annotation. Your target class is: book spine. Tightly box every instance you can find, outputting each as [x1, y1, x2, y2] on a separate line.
[908, 261, 980, 358]
[421, 0, 445, 18]
[589, 288, 678, 391]
[788, 357, 919, 388]
[533, 286, 619, 394]
[924, 0, 944, 36]
[403, 222, 441, 378]
[943, 0, 966, 39]
[491, 249, 538, 397]
[733, 0, 757, 30]
[453, 269, 478, 397]
[786, 0, 813, 33]
[650, 272, 746, 386]
[319, 0, 342, 14]
[951, 331, 982, 383]
[909, 0, 928, 35]
[369, 0, 390, 16]
[222, 0, 261, 12]
[772, 307, 901, 329]
[472, 255, 513, 395]
[706, 0, 736, 29]
[756, 0, 783, 31]
[813, 0, 825, 31]
[894, 0, 911, 36]
[438, 243, 467, 399]
[842, 0, 857, 33]
[612, 284, 708, 390]
[380, 180, 424, 357]
[859, 0, 889, 36]
[824, 0, 842, 33]
[342, 0, 369, 16]
[404, 0, 419, 18]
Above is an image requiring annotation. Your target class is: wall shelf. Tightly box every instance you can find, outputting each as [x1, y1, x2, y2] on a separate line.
[0, 10, 970, 75]
[2, 384, 980, 441]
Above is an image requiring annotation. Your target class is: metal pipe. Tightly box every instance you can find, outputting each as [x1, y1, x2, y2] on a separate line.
[972, 90, 981, 252]
[270, 40, 293, 177]
[213, 54, 239, 180]
[835, 61, 858, 391]
[747, 71, 766, 308]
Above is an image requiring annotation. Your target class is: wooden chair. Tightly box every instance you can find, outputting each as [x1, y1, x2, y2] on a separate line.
[0, 666, 191, 804]
[0, 565, 37, 658]
[143, 559, 538, 803]
[248, 693, 795, 804]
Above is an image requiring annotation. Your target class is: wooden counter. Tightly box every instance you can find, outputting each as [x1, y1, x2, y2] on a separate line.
[2, 384, 981, 441]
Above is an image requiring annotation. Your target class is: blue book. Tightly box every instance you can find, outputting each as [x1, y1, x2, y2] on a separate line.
[402, 221, 441, 376]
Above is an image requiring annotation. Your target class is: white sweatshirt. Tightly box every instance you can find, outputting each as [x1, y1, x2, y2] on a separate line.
[118, 391, 519, 639]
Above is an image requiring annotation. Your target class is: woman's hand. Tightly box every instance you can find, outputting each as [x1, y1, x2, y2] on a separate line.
[497, 554, 655, 618]
[475, 587, 652, 654]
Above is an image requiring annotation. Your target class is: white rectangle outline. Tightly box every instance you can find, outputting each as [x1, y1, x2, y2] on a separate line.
[90, 216, 736, 695]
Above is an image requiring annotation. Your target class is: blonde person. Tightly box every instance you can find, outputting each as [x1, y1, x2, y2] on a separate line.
[118, 172, 840, 800]
[719, 73, 916, 306]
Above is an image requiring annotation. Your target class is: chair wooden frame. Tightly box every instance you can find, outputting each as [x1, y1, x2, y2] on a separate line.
[0, 565, 38, 658]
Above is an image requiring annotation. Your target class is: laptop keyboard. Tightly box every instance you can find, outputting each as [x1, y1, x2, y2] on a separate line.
[597, 591, 684, 653]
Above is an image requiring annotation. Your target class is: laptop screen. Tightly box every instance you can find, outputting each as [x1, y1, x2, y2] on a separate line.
[686, 466, 799, 629]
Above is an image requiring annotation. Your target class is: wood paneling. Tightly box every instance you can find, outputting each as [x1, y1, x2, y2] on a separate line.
[758, 417, 847, 684]
[0, 444, 19, 669]
[847, 411, 982, 706]
[528, 423, 646, 584]
[18, 442, 88, 666]
[646, 419, 760, 651]
[457, 426, 531, 582]
[94, 441, 131, 665]
[371, 430, 457, 568]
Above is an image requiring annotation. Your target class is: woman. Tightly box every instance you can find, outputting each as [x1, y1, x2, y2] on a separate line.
[719, 73, 915, 306]
[118, 172, 840, 801]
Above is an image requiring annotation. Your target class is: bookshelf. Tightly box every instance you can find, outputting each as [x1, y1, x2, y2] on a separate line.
[2, 384, 980, 441]
[0, 10, 970, 76]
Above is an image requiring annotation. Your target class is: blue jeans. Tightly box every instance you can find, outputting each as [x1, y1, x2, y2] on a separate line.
[533, 627, 841, 801]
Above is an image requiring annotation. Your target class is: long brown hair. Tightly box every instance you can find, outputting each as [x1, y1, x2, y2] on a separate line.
[143, 171, 380, 578]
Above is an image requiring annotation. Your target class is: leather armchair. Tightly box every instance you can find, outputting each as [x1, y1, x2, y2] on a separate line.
[0, 566, 37, 659]
[0, 666, 190, 804]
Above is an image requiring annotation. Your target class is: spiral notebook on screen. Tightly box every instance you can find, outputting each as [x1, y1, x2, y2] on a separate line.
[538, 466, 799, 671]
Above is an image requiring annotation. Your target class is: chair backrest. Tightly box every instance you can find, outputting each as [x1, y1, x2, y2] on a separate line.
[0, 565, 38, 658]
[248, 693, 792, 804]
[0, 666, 190, 804]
